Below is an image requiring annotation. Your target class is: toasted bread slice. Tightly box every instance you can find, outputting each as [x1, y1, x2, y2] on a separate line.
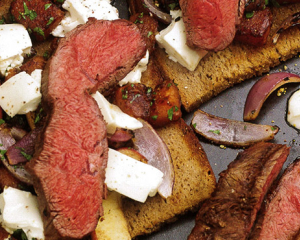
[122, 118, 216, 238]
[154, 3, 300, 112]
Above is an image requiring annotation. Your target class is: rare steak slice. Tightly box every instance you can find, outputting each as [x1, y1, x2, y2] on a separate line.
[26, 18, 146, 239]
[179, 0, 240, 51]
[188, 142, 290, 240]
[250, 158, 300, 240]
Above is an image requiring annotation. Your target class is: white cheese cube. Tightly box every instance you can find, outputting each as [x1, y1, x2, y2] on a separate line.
[156, 10, 207, 71]
[52, 0, 119, 37]
[0, 24, 32, 76]
[105, 149, 164, 203]
[119, 50, 149, 86]
[0, 71, 42, 117]
[0, 187, 44, 240]
[92, 91, 143, 134]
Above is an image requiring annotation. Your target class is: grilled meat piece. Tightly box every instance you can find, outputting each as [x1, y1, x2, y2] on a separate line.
[188, 142, 290, 240]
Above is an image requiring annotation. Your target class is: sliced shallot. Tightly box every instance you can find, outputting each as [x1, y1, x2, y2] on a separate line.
[192, 110, 279, 147]
[132, 118, 174, 198]
[244, 72, 300, 121]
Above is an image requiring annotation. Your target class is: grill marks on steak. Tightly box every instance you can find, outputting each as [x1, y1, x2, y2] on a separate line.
[250, 158, 300, 240]
[27, 19, 146, 239]
[188, 142, 290, 240]
[179, 0, 240, 52]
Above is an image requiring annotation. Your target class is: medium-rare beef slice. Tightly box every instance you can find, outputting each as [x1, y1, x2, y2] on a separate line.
[188, 142, 290, 240]
[179, 0, 240, 51]
[250, 158, 300, 240]
[26, 18, 146, 239]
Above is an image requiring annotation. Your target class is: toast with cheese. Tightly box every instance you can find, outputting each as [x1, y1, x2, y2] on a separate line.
[153, 3, 300, 112]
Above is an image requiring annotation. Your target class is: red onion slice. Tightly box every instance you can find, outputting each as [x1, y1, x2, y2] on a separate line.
[192, 110, 279, 148]
[133, 118, 174, 198]
[244, 72, 300, 121]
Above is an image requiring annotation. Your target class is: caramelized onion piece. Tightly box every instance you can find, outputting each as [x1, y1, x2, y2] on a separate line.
[192, 110, 279, 147]
[244, 72, 300, 121]
[142, 0, 172, 24]
[132, 118, 174, 198]
[273, 12, 300, 44]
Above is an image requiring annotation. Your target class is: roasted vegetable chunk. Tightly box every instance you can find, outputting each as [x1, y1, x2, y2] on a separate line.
[130, 13, 159, 54]
[149, 81, 182, 128]
[10, 0, 64, 41]
[114, 83, 152, 120]
[235, 8, 273, 46]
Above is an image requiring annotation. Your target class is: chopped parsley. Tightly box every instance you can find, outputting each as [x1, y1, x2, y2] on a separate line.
[151, 115, 158, 120]
[34, 108, 43, 123]
[167, 107, 174, 121]
[192, 123, 197, 128]
[0, 149, 7, 161]
[245, 11, 254, 19]
[122, 90, 128, 99]
[33, 27, 45, 38]
[208, 129, 221, 135]
[0, 119, 5, 125]
[45, 3, 52, 10]
[20, 2, 37, 21]
[16, 147, 32, 161]
[47, 17, 54, 26]
[147, 31, 153, 38]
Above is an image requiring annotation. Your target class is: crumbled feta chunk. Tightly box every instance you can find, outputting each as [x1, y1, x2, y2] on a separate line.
[156, 10, 207, 71]
[0, 187, 44, 240]
[92, 91, 143, 134]
[0, 70, 42, 117]
[105, 149, 164, 203]
[52, 0, 119, 37]
[0, 24, 32, 76]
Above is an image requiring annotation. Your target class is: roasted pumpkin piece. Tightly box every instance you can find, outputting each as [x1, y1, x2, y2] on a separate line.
[10, 0, 64, 41]
[148, 80, 182, 128]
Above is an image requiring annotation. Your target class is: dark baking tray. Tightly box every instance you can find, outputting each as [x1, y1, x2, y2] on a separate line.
[115, 1, 300, 239]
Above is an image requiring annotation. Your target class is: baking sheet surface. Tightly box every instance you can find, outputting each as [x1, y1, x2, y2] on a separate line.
[116, 1, 300, 239]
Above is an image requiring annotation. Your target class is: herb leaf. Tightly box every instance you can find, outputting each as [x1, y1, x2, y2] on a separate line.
[208, 129, 221, 135]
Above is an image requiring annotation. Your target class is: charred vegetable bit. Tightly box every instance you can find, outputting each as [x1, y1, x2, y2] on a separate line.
[141, 0, 172, 24]
[273, 11, 300, 44]
[235, 8, 272, 46]
[114, 83, 152, 120]
[10, 0, 65, 41]
[148, 80, 182, 128]
[192, 110, 279, 148]
[244, 72, 300, 121]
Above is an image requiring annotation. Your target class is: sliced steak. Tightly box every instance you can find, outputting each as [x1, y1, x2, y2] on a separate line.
[188, 142, 290, 240]
[179, 0, 240, 51]
[26, 18, 146, 239]
[250, 158, 300, 240]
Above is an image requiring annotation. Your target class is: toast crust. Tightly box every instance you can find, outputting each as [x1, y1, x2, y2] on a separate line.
[154, 3, 300, 112]
[122, 118, 216, 238]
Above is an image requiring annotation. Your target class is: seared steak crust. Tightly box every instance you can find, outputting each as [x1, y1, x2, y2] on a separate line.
[27, 19, 146, 239]
[188, 142, 290, 240]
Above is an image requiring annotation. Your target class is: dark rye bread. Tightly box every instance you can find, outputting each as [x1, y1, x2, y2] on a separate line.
[122, 118, 216, 238]
[154, 3, 300, 112]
